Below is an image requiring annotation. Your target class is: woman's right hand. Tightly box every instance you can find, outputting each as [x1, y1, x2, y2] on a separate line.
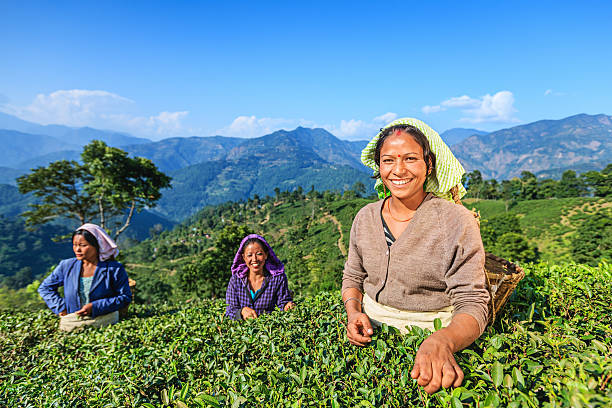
[59, 310, 67, 316]
[241, 307, 258, 320]
[346, 312, 373, 346]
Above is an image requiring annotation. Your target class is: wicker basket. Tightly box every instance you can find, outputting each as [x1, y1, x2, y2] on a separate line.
[118, 278, 137, 320]
[450, 186, 525, 324]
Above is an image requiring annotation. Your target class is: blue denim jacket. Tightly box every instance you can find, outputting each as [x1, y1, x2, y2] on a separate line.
[38, 258, 131, 317]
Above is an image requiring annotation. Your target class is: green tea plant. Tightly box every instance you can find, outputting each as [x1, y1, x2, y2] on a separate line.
[1, 262, 610, 407]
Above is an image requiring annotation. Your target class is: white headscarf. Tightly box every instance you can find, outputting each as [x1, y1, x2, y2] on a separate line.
[76, 223, 119, 261]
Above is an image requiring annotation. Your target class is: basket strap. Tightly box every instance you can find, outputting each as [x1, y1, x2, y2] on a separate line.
[450, 185, 462, 205]
[449, 184, 480, 226]
[485, 271, 496, 324]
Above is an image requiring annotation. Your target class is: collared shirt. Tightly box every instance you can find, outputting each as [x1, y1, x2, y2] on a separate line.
[38, 258, 132, 317]
[225, 272, 293, 320]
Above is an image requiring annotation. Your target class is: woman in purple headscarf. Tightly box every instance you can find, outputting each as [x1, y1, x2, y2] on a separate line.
[225, 234, 295, 320]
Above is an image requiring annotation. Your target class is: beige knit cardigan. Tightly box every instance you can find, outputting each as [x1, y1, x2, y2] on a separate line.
[342, 194, 490, 333]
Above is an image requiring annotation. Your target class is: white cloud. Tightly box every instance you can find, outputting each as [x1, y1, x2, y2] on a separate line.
[544, 89, 564, 96]
[1, 89, 190, 138]
[422, 105, 443, 114]
[441, 95, 480, 108]
[218, 112, 400, 140]
[373, 112, 398, 123]
[324, 112, 399, 140]
[421, 91, 518, 123]
[217, 116, 317, 138]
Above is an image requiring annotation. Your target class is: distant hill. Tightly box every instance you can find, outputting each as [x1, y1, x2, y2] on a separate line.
[153, 144, 373, 221]
[0, 184, 34, 217]
[123, 127, 368, 174]
[123, 136, 244, 172]
[453, 113, 612, 179]
[15, 150, 82, 171]
[0, 112, 150, 147]
[0, 167, 25, 185]
[0, 129, 81, 168]
[440, 128, 488, 145]
[0, 183, 176, 242]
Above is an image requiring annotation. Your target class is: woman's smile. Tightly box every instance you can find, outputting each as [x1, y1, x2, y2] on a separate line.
[390, 178, 413, 185]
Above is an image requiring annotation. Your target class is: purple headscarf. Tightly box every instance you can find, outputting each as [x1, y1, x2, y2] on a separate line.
[230, 234, 285, 278]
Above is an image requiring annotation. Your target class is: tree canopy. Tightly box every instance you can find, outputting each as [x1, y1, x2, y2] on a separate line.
[17, 140, 171, 240]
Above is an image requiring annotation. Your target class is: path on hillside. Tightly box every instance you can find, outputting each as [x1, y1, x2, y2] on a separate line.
[560, 201, 611, 227]
[321, 214, 347, 256]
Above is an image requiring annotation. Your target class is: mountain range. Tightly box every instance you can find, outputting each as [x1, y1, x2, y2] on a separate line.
[452, 113, 612, 179]
[0, 112, 610, 221]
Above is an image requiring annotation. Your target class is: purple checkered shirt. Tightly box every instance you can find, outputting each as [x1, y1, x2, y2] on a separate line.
[225, 272, 293, 320]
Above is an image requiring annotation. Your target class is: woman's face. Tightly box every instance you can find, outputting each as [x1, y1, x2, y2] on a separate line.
[72, 234, 98, 263]
[242, 242, 268, 275]
[379, 131, 428, 202]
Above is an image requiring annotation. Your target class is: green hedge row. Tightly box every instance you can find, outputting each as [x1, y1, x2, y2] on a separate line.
[1, 262, 610, 407]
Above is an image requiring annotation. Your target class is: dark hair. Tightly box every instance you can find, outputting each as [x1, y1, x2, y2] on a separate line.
[372, 125, 437, 182]
[242, 238, 269, 255]
[72, 229, 100, 255]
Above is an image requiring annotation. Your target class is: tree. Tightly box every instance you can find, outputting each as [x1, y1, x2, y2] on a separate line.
[556, 170, 587, 198]
[465, 170, 484, 199]
[571, 210, 612, 266]
[494, 232, 539, 264]
[178, 223, 253, 298]
[480, 213, 523, 249]
[519, 171, 538, 200]
[537, 178, 558, 199]
[17, 140, 171, 240]
[352, 182, 366, 198]
[17, 160, 95, 226]
[583, 165, 611, 197]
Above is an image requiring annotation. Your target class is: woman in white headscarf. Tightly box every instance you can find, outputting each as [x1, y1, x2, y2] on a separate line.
[38, 223, 132, 331]
[342, 118, 489, 394]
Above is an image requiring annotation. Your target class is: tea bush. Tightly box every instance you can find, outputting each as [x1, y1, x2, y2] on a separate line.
[1, 262, 610, 407]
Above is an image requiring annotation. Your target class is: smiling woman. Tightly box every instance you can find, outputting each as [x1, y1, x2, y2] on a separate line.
[342, 118, 489, 395]
[225, 234, 295, 320]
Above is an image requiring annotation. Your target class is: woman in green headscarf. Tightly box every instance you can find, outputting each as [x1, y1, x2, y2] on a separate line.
[342, 118, 489, 395]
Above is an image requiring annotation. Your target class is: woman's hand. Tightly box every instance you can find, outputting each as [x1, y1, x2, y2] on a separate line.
[76, 303, 93, 317]
[410, 331, 463, 394]
[59, 310, 67, 317]
[410, 314, 481, 394]
[284, 302, 295, 311]
[346, 312, 373, 346]
[241, 307, 258, 320]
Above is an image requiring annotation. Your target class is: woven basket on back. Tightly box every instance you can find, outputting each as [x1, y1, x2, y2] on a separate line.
[449, 186, 525, 324]
[118, 278, 137, 320]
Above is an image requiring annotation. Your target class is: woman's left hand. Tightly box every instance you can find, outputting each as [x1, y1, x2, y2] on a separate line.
[76, 303, 93, 316]
[410, 331, 464, 394]
[410, 314, 481, 394]
[284, 302, 295, 311]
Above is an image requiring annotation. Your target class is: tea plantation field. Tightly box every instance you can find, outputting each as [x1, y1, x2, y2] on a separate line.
[1, 262, 610, 407]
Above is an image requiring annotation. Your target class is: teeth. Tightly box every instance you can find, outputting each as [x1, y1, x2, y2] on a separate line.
[391, 179, 411, 185]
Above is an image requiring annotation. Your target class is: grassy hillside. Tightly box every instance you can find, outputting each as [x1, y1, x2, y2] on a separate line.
[124, 194, 611, 304]
[1, 262, 610, 407]
[464, 197, 611, 263]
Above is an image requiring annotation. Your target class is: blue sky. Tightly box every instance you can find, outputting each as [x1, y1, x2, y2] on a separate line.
[1, 1, 611, 140]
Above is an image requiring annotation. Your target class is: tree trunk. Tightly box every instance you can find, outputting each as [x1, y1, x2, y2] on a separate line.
[114, 200, 136, 240]
[98, 196, 106, 229]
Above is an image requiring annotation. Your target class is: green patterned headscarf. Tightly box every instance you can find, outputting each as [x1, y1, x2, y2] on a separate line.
[361, 117, 467, 201]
